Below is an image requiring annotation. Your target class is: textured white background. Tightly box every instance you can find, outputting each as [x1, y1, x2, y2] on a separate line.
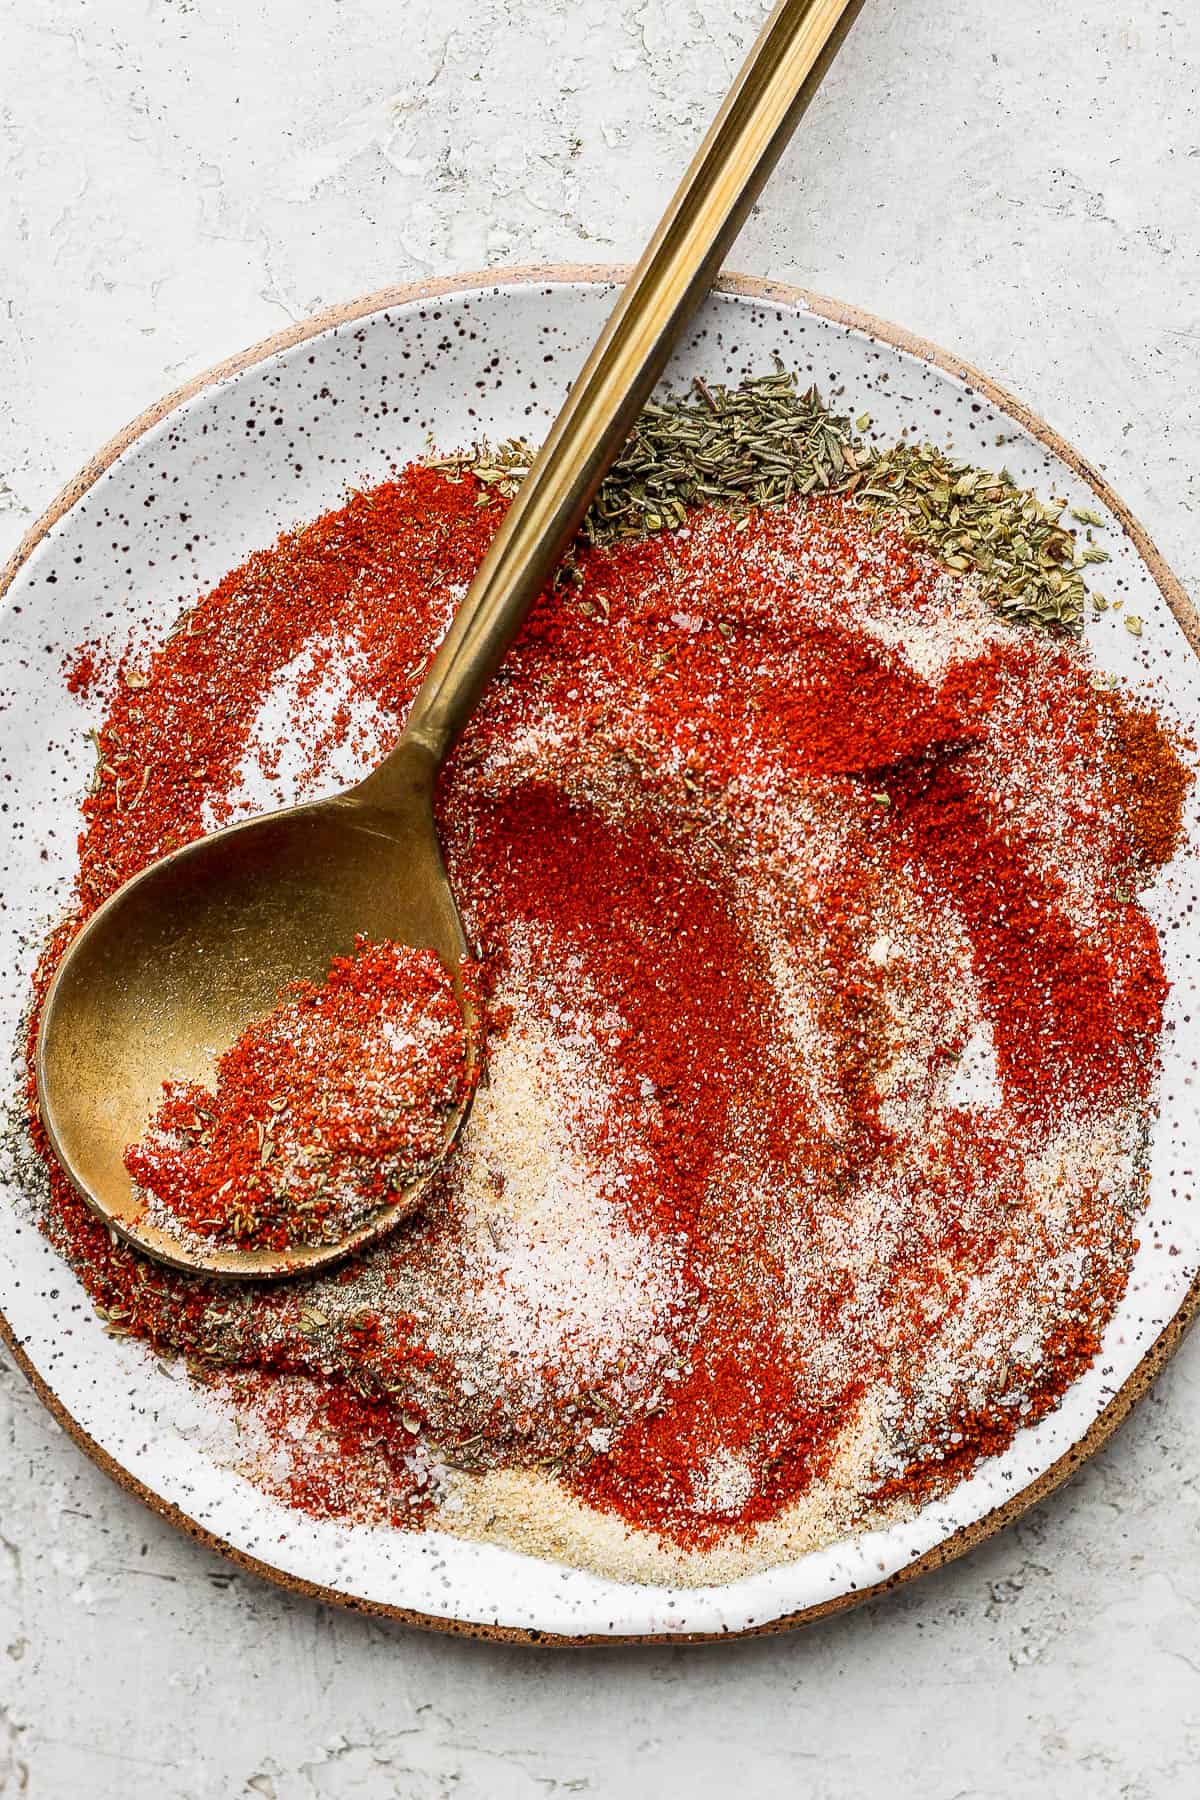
[2, 2, 1200, 1795]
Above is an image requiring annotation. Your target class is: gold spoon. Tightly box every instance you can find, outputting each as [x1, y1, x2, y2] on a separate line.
[36, 0, 865, 1279]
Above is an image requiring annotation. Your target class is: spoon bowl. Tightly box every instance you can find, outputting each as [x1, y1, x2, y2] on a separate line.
[37, 745, 478, 1278]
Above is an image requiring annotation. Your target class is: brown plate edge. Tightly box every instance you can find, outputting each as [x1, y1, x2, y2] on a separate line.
[2, 263, 1197, 1648]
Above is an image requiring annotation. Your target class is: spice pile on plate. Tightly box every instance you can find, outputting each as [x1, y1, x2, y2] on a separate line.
[125, 940, 474, 1253]
[20, 379, 1192, 1585]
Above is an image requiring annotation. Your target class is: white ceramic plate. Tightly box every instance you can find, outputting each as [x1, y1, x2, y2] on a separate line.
[2, 270, 1198, 1643]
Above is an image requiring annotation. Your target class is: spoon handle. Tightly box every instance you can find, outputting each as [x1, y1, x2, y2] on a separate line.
[400, 0, 865, 771]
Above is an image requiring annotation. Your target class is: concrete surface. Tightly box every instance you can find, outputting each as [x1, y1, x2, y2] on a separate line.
[3, 1, 1200, 1795]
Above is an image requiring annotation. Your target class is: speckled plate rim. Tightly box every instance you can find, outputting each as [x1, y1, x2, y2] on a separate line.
[2, 264, 1197, 1648]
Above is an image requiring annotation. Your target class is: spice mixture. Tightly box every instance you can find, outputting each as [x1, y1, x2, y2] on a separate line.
[125, 940, 473, 1252]
[17, 379, 1192, 1585]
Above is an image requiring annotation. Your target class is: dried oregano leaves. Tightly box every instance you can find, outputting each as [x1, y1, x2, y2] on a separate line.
[855, 444, 1094, 635]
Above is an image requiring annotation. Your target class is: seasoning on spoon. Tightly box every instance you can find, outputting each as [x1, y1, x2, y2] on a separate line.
[124, 940, 477, 1254]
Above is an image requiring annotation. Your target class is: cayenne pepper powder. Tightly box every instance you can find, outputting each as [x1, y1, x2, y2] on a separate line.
[1097, 690, 1194, 871]
[17, 450, 1194, 1577]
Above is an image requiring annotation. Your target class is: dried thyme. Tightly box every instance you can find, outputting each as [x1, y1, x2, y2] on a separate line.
[582, 372, 862, 541]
